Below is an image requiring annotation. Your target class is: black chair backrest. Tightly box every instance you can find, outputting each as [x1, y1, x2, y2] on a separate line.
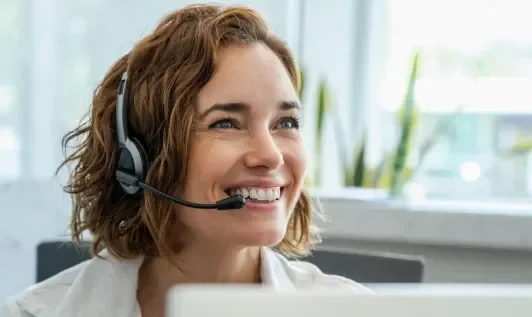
[301, 248, 425, 283]
[36, 241, 92, 282]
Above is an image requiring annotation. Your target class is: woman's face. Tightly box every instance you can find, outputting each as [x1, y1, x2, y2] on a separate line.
[179, 42, 306, 248]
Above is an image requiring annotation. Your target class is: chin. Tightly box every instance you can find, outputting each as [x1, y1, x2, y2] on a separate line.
[237, 225, 287, 247]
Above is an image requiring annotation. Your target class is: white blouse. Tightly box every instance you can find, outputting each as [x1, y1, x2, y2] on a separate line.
[2, 247, 371, 317]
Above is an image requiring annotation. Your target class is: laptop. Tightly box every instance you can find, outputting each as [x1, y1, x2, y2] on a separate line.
[166, 284, 532, 317]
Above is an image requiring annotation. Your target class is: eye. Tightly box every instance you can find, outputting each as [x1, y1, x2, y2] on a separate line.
[209, 118, 239, 129]
[276, 116, 301, 129]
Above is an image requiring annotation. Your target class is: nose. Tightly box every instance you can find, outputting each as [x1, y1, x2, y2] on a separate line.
[244, 132, 284, 170]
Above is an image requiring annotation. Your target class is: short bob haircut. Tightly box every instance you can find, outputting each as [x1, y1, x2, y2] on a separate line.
[58, 3, 321, 260]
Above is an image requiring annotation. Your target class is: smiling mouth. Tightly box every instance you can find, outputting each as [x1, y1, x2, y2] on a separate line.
[224, 187, 284, 203]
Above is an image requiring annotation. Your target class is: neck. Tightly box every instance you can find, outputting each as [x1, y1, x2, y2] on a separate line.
[137, 243, 262, 316]
[148, 244, 262, 284]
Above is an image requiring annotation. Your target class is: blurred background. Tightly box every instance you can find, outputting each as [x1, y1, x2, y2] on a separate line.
[3, 0, 532, 300]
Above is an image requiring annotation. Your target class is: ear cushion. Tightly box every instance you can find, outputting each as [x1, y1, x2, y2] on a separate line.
[116, 137, 149, 197]
[130, 137, 148, 181]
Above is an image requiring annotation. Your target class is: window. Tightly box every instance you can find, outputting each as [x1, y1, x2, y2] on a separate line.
[299, 0, 367, 189]
[0, 0, 24, 181]
[376, 0, 532, 200]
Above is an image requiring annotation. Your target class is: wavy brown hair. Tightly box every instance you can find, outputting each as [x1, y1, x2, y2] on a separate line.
[57, 3, 321, 260]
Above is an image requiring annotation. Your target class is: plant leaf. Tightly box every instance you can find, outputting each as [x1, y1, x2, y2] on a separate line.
[314, 77, 331, 186]
[352, 131, 366, 187]
[372, 154, 388, 187]
[331, 104, 350, 186]
[298, 68, 306, 102]
[390, 52, 419, 195]
[316, 77, 328, 144]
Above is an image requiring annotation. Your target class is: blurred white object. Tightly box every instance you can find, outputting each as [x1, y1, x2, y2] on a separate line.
[460, 161, 482, 182]
[166, 284, 532, 317]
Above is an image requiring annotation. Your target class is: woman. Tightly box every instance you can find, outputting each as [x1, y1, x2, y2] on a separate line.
[3, 3, 370, 317]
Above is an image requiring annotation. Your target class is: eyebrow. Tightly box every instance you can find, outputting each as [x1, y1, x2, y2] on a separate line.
[198, 100, 301, 120]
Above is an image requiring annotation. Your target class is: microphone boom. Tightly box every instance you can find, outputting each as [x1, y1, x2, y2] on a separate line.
[116, 170, 245, 210]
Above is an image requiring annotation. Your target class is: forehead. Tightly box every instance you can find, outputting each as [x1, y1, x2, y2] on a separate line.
[197, 43, 297, 113]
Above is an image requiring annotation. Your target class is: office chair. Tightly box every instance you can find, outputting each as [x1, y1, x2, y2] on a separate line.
[36, 241, 92, 282]
[301, 248, 425, 283]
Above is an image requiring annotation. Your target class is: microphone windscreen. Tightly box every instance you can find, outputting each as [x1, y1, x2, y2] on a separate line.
[216, 196, 246, 210]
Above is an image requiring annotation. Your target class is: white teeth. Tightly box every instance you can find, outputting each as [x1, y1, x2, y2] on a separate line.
[266, 188, 274, 201]
[257, 189, 266, 200]
[249, 188, 258, 199]
[228, 186, 282, 201]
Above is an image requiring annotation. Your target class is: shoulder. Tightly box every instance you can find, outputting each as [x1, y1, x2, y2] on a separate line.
[3, 251, 143, 317]
[264, 248, 372, 293]
[1, 260, 89, 317]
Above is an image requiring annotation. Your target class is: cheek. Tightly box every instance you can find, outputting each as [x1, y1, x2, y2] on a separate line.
[279, 137, 307, 190]
[185, 138, 237, 192]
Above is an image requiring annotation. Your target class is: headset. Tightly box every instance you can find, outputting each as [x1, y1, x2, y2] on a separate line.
[114, 71, 245, 210]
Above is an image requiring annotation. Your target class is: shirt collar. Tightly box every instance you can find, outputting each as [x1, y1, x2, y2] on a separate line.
[260, 247, 296, 291]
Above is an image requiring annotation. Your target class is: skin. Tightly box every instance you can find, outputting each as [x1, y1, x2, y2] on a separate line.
[137, 42, 307, 317]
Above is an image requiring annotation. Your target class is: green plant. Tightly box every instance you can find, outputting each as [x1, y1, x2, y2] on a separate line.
[306, 52, 456, 192]
[298, 68, 332, 188]
[299, 68, 306, 101]
[346, 53, 461, 193]
[313, 77, 332, 186]
[339, 52, 455, 194]
[338, 52, 420, 192]
[388, 52, 420, 195]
